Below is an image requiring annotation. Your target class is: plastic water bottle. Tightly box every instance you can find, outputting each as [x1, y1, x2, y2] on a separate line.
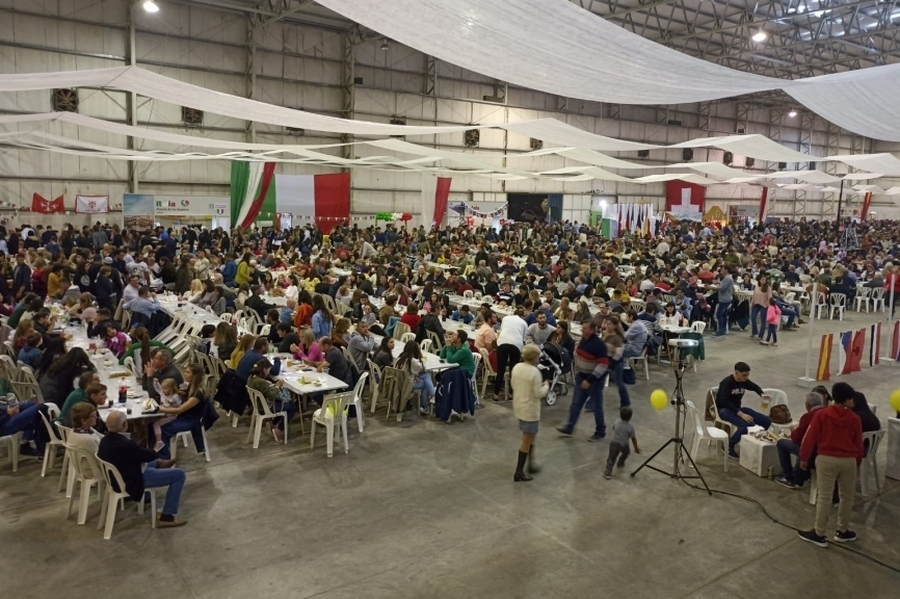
[118, 382, 128, 405]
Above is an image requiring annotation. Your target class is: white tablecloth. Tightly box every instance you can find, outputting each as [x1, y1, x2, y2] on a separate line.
[739, 434, 781, 478]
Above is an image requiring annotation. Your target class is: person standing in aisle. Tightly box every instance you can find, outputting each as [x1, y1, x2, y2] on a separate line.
[511, 344, 549, 482]
[493, 307, 528, 402]
[712, 266, 734, 338]
[797, 383, 864, 548]
[556, 319, 609, 442]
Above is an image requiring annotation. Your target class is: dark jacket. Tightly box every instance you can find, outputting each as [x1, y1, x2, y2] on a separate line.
[715, 375, 764, 413]
[97, 432, 158, 501]
[415, 313, 444, 344]
[434, 369, 477, 421]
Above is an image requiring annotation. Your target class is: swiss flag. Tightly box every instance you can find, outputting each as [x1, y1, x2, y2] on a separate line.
[32, 193, 65, 214]
[665, 181, 705, 218]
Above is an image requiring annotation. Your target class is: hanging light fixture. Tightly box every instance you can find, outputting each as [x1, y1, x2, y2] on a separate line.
[788, 109, 798, 118]
[142, 0, 160, 13]
[751, 30, 768, 42]
[380, 38, 389, 51]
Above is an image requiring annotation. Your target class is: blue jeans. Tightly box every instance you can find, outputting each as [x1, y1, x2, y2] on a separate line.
[0, 401, 38, 438]
[718, 407, 771, 451]
[609, 360, 630, 407]
[714, 301, 731, 336]
[413, 372, 436, 409]
[157, 416, 204, 460]
[143, 461, 186, 516]
[765, 324, 778, 344]
[779, 307, 797, 328]
[274, 399, 298, 431]
[750, 304, 766, 338]
[776, 438, 810, 486]
[562, 373, 606, 437]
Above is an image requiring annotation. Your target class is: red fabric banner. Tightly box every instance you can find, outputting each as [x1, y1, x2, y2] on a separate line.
[32, 193, 64, 214]
[665, 181, 705, 217]
[313, 172, 351, 234]
[861, 192, 873, 221]
[238, 162, 276, 231]
[432, 177, 452, 229]
[758, 187, 769, 222]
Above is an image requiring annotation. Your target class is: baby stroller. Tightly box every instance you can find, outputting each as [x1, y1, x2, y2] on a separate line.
[538, 342, 570, 405]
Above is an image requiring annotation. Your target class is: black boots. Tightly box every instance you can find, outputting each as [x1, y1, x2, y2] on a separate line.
[514, 450, 532, 482]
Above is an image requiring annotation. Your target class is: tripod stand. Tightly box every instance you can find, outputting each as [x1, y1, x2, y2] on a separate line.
[630, 346, 712, 495]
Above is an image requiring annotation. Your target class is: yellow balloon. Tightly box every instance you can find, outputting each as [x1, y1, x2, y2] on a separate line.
[650, 389, 668, 411]
[890, 389, 900, 413]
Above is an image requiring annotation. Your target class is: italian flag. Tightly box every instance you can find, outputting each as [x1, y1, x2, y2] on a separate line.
[230, 163, 350, 233]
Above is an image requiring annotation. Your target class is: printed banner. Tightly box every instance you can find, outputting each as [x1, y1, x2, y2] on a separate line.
[838, 329, 864, 375]
[75, 194, 109, 214]
[870, 322, 880, 367]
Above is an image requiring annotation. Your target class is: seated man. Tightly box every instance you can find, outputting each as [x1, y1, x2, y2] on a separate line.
[775, 392, 825, 489]
[124, 286, 161, 322]
[715, 361, 772, 459]
[143, 349, 184, 398]
[236, 337, 276, 381]
[622, 311, 648, 359]
[98, 410, 186, 528]
[439, 330, 476, 378]
[0, 394, 49, 456]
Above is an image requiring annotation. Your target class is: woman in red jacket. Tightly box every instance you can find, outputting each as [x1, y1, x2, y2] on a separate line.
[797, 382, 864, 548]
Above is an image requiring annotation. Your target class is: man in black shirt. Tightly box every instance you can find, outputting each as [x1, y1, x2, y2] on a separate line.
[98, 411, 186, 528]
[715, 361, 772, 459]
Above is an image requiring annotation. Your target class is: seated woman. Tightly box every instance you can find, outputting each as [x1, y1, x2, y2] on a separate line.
[103, 323, 131, 358]
[63, 402, 104, 458]
[155, 363, 208, 460]
[395, 341, 434, 415]
[230, 334, 257, 370]
[246, 358, 297, 443]
[118, 326, 173, 372]
[38, 347, 95, 407]
[372, 336, 395, 369]
[291, 328, 324, 365]
[17, 331, 43, 370]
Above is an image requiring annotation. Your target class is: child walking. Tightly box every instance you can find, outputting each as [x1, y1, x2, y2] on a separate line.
[152, 378, 183, 452]
[761, 298, 782, 347]
[604, 407, 640, 479]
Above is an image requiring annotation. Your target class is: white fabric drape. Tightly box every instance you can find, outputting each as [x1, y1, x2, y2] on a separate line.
[317, 0, 900, 141]
[234, 162, 265, 227]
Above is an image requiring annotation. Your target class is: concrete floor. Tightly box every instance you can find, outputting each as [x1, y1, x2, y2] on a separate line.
[2, 310, 899, 599]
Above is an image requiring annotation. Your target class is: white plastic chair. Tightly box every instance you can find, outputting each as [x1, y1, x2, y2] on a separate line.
[366, 359, 385, 414]
[393, 321, 412, 341]
[123, 356, 141, 378]
[349, 371, 368, 433]
[814, 293, 830, 319]
[870, 287, 886, 312]
[0, 431, 22, 472]
[478, 348, 497, 399]
[246, 387, 289, 449]
[463, 290, 474, 299]
[310, 391, 353, 457]
[400, 332, 416, 344]
[95, 455, 156, 539]
[626, 345, 650, 380]
[854, 287, 871, 312]
[829, 293, 846, 320]
[66, 449, 104, 525]
[690, 321, 707, 334]
[686, 400, 729, 472]
[39, 406, 65, 478]
[419, 338, 433, 354]
[860, 430, 886, 496]
[426, 329, 443, 350]
[173, 425, 211, 462]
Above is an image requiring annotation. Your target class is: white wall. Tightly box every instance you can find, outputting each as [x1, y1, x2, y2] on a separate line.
[0, 0, 876, 227]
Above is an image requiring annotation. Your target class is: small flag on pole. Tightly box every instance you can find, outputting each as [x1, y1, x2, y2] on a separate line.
[838, 331, 852, 375]
[817, 333, 833, 381]
[870, 322, 881, 367]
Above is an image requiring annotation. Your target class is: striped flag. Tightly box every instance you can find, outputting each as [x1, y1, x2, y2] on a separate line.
[870, 322, 881, 367]
[849, 328, 865, 373]
[816, 333, 833, 381]
[838, 331, 852, 375]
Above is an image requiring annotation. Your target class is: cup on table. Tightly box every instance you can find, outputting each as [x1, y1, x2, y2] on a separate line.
[286, 358, 293, 368]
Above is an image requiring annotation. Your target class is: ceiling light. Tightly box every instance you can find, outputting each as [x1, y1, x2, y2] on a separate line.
[751, 30, 768, 42]
[788, 109, 798, 118]
[142, 0, 160, 13]
[380, 38, 389, 51]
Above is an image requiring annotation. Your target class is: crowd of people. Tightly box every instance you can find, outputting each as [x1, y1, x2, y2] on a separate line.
[1, 215, 896, 539]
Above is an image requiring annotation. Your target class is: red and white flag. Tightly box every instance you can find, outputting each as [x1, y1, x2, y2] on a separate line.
[666, 181, 705, 219]
[31, 193, 64, 214]
[75, 194, 109, 214]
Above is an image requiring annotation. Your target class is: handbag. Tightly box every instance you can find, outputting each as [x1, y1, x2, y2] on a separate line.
[622, 367, 637, 386]
[769, 404, 792, 425]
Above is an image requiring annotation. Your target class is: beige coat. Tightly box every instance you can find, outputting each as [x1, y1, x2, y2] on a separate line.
[511, 362, 548, 423]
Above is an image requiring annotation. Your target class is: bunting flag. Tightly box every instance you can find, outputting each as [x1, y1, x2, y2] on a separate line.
[838, 329, 865, 375]
[816, 333, 833, 381]
[869, 322, 881, 367]
[838, 331, 852, 375]
[31, 193, 64, 214]
[861, 191, 873, 222]
[894, 321, 900, 361]
[759, 187, 769, 222]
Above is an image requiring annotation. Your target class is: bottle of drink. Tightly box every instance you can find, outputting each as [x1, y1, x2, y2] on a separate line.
[118, 382, 128, 404]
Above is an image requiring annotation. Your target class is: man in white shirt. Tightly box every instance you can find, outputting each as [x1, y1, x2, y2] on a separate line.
[123, 275, 141, 305]
[193, 249, 210, 281]
[493, 309, 528, 402]
[655, 239, 670, 257]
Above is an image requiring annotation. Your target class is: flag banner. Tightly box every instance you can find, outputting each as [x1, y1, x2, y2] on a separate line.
[666, 180, 705, 219]
[31, 193, 64, 214]
[75, 194, 109, 214]
[849, 328, 865, 373]
[758, 187, 769, 222]
[893, 321, 900, 361]
[816, 333, 833, 381]
[268, 172, 350, 234]
[870, 322, 881, 367]
[838, 331, 851, 375]
[861, 191, 873, 221]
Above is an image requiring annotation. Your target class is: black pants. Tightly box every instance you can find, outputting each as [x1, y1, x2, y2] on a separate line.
[605, 441, 630, 472]
[494, 344, 521, 395]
